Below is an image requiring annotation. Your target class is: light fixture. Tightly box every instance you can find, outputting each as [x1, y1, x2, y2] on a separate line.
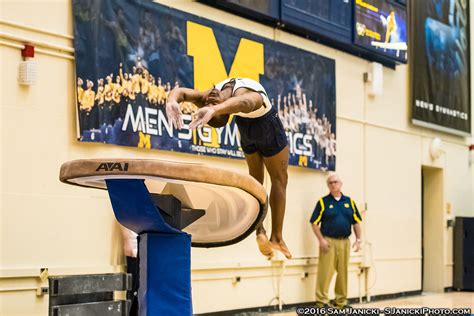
[429, 137, 444, 160]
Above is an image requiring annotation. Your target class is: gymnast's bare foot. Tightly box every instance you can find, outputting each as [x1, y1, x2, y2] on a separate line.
[269, 237, 292, 259]
[256, 233, 274, 258]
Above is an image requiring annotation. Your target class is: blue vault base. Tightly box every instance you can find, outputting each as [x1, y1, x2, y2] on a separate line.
[139, 233, 192, 316]
[105, 179, 194, 316]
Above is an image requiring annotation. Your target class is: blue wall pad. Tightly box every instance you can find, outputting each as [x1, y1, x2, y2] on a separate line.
[139, 233, 192, 316]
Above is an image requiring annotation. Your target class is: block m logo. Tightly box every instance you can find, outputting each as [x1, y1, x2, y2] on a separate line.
[186, 21, 264, 90]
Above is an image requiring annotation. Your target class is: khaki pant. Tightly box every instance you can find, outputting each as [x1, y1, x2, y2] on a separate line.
[315, 237, 350, 308]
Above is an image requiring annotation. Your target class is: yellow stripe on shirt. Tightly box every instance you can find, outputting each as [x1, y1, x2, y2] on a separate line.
[351, 198, 361, 223]
[314, 198, 325, 224]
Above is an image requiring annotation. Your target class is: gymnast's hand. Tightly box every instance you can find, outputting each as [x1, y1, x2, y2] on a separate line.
[189, 106, 216, 130]
[166, 100, 184, 130]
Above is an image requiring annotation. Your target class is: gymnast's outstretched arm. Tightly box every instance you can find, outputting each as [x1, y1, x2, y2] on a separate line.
[166, 87, 210, 129]
[168, 87, 209, 105]
[213, 91, 263, 115]
[189, 90, 263, 129]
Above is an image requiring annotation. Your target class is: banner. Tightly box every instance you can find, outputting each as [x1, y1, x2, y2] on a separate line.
[411, 0, 471, 135]
[73, 0, 337, 170]
[354, 0, 408, 62]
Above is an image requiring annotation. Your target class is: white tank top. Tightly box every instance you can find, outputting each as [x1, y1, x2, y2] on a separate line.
[214, 78, 272, 118]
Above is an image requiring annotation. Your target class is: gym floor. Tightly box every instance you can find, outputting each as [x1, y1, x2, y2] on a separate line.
[230, 292, 473, 315]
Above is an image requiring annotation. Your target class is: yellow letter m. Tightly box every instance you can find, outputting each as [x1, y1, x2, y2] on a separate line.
[187, 21, 264, 91]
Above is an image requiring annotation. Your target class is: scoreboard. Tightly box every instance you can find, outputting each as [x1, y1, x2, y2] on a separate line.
[199, 0, 408, 66]
[202, 0, 280, 21]
[354, 0, 408, 62]
[281, 0, 352, 44]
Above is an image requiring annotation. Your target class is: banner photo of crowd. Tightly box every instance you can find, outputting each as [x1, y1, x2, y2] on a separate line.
[73, 0, 337, 170]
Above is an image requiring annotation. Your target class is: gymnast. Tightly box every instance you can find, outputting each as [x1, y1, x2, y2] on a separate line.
[166, 78, 291, 259]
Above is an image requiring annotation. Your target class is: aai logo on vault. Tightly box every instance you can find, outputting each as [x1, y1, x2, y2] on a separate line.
[95, 162, 129, 172]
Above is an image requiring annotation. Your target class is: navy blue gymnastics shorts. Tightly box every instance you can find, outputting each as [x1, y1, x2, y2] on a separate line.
[235, 107, 288, 157]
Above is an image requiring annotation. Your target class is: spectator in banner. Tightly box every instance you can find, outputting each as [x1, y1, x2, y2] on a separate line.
[307, 112, 316, 136]
[161, 21, 188, 80]
[166, 78, 292, 259]
[119, 63, 130, 90]
[104, 75, 115, 127]
[320, 121, 329, 167]
[282, 106, 291, 131]
[293, 95, 303, 132]
[182, 102, 197, 115]
[80, 80, 95, 131]
[119, 63, 136, 118]
[141, 10, 163, 77]
[128, 66, 146, 112]
[128, 82, 137, 107]
[131, 66, 142, 96]
[77, 77, 84, 103]
[114, 75, 122, 91]
[112, 76, 122, 124]
[139, 20, 155, 54]
[309, 173, 362, 309]
[327, 133, 336, 168]
[134, 55, 145, 73]
[101, 8, 135, 64]
[314, 118, 322, 162]
[168, 23, 186, 54]
[77, 77, 85, 131]
[300, 94, 309, 133]
[120, 87, 130, 119]
[295, 81, 303, 101]
[289, 104, 298, 132]
[156, 77, 166, 105]
[140, 69, 150, 96]
[148, 78, 159, 106]
[312, 115, 318, 153]
[94, 78, 104, 129]
[118, 63, 132, 118]
[285, 100, 291, 128]
[319, 119, 326, 158]
[325, 130, 332, 167]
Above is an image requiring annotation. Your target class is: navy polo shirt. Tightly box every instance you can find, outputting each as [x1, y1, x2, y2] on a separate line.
[309, 194, 362, 238]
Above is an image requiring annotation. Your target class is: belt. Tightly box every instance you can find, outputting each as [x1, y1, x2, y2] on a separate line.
[325, 235, 349, 240]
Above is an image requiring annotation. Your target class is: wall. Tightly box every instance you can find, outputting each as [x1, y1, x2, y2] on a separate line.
[0, 0, 473, 315]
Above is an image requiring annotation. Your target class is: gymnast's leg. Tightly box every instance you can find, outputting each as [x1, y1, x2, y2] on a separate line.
[262, 145, 292, 259]
[244, 151, 274, 257]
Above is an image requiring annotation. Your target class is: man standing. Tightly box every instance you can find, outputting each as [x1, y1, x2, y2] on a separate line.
[166, 78, 291, 259]
[309, 173, 362, 309]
